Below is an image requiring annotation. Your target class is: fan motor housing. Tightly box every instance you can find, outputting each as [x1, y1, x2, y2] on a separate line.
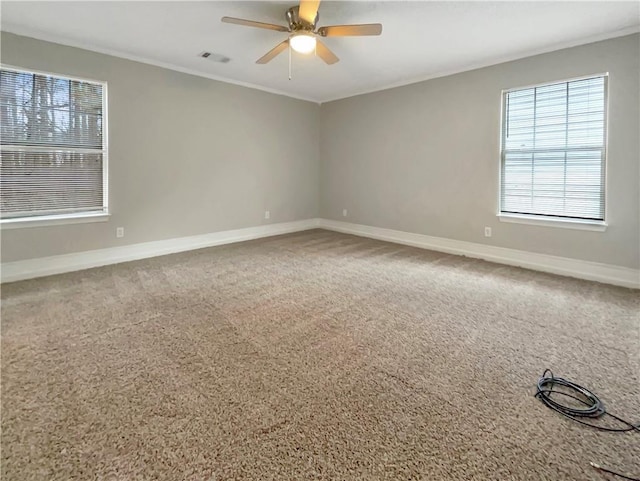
[286, 6, 318, 31]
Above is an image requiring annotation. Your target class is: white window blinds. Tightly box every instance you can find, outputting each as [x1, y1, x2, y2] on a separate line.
[500, 76, 606, 221]
[0, 67, 106, 219]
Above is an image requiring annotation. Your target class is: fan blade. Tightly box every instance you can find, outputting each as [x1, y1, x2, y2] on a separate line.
[317, 24, 382, 37]
[315, 40, 339, 65]
[299, 0, 321, 24]
[256, 40, 290, 64]
[221, 16, 289, 32]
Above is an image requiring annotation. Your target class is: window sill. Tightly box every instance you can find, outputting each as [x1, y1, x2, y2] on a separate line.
[1, 212, 110, 230]
[498, 213, 607, 232]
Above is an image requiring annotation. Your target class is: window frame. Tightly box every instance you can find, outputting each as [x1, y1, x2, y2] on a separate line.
[0, 64, 109, 229]
[497, 73, 609, 231]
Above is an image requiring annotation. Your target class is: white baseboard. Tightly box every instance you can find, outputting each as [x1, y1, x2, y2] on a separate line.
[3, 217, 638, 289]
[318, 219, 640, 289]
[1, 218, 321, 283]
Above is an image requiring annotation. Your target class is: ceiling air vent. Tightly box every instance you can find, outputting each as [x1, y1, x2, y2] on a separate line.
[199, 52, 231, 63]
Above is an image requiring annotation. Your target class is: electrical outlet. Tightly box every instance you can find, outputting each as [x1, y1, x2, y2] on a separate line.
[342, 209, 348, 217]
[484, 227, 492, 238]
[116, 227, 124, 238]
[264, 210, 270, 220]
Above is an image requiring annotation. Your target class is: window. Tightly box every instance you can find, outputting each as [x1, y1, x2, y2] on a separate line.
[500, 75, 607, 224]
[0, 66, 107, 224]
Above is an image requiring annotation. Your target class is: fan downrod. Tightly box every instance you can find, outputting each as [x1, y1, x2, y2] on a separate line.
[286, 6, 318, 32]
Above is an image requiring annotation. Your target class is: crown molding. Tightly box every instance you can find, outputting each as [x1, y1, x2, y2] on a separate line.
[0, 23, 322, 104]
[320, 25, 640, 103]
[2, 22, 637, 104]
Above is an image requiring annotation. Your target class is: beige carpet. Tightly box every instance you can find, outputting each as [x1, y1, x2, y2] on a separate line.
[2, 229, 639, 480]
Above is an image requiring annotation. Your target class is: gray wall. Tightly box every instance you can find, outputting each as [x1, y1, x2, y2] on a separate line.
[2, 32, 639, 270]
[0, 32, 321, 262]
[320, 34, 640, 269]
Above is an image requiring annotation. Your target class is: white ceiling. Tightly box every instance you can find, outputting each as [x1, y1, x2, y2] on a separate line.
[1, 1, 638, 103]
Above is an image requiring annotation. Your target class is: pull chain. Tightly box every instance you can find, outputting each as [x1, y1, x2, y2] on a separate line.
[288, 43, 292, 80]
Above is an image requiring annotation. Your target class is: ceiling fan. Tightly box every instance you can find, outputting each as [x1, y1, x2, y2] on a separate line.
[221, 0, 382, 65]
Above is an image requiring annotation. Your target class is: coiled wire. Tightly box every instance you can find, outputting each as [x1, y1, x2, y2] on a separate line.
[535, 369, 639, 433]
[535, 369, 639, 480]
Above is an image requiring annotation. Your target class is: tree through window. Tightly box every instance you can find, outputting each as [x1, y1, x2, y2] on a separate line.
[0, 67, 107, 220]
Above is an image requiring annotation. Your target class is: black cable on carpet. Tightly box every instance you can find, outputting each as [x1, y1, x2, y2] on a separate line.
[535, 369, 640, 480]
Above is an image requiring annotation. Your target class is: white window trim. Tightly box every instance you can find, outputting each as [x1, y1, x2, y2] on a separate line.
[497, 72, 609, 230]
[497, 213, 607, 232]
[0, 64, 109, 228]
[0, 212, 110, 230]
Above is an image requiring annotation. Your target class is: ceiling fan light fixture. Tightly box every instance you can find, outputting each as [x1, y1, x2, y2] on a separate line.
[221, 0, 382, 66]
[289, 33, 316, 54]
